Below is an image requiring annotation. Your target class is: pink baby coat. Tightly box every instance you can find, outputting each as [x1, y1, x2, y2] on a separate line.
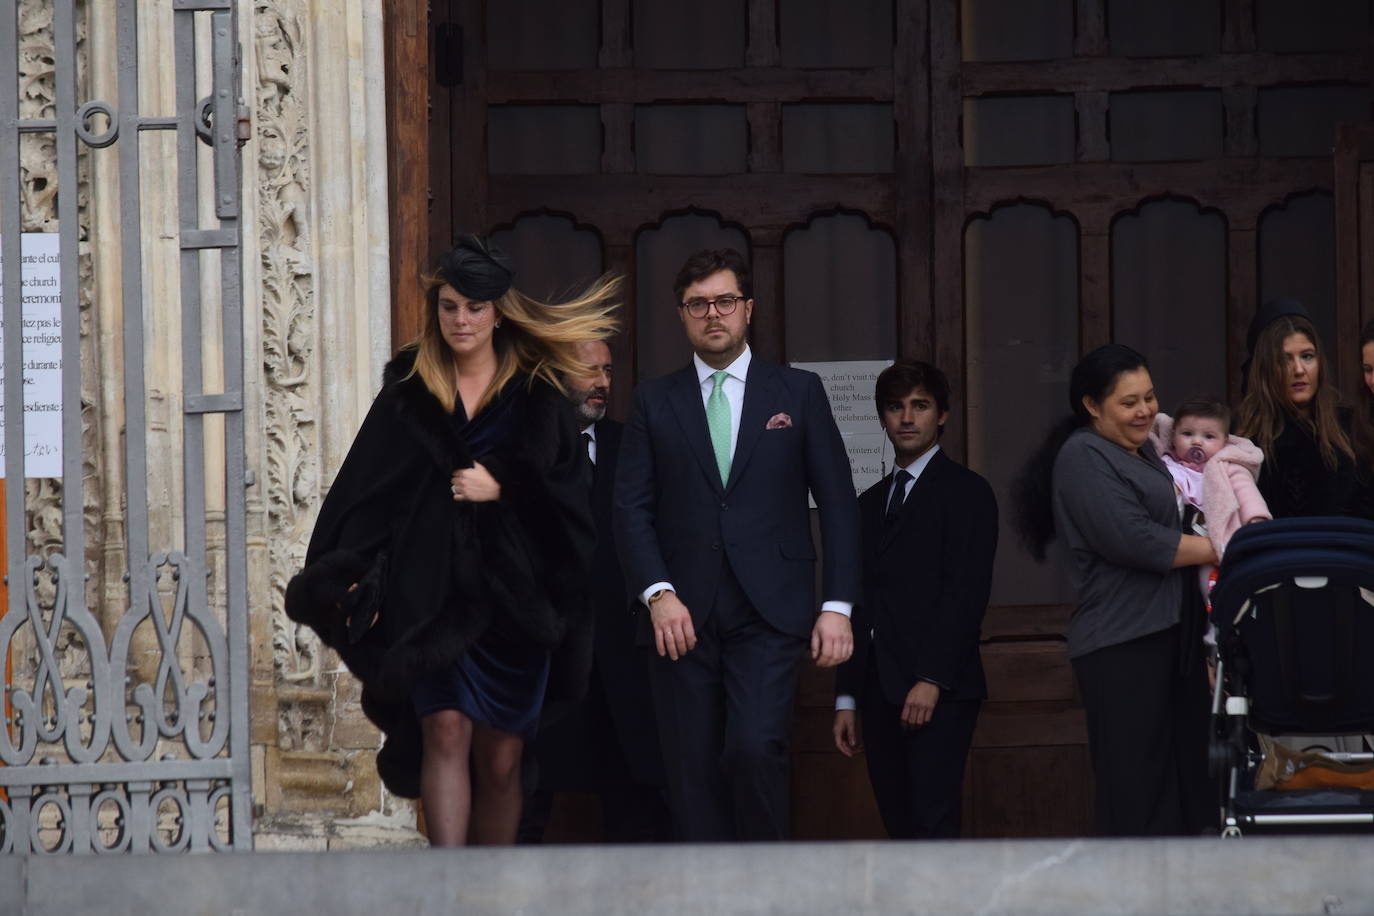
[1149, 412, 1272, 556]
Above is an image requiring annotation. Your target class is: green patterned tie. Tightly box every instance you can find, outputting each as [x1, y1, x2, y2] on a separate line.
[707, 370, 732, 484]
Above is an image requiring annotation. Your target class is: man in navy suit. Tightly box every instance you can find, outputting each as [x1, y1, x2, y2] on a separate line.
[614, 248, 861, 841]
[832, 359, 997, 839]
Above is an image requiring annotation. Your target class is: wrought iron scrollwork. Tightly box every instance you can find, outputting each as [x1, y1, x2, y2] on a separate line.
[74, 99, 118, 148]
[107, 552, 230, 764]
[0, 553, 112, 767]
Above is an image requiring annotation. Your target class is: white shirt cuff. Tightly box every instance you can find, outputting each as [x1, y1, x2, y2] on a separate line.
[820, 600, 852, 618]
[639, 581, 674, 608]
[835, 694, 857, 711]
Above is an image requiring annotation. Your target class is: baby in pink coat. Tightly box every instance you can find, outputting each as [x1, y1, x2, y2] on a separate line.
[1149, 398, 1272, 618]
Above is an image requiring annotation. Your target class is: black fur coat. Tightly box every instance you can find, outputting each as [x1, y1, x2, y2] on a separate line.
[285, 349, 596, 798]
[1257, 408, 1374, 521]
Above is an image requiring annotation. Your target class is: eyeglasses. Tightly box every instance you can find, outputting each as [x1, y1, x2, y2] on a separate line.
[680, 295, 745, 319]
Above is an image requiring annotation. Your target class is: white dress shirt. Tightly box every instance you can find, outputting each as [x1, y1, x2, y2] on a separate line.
[640, 345, 852, 621]
[693, 347, 749, 458]
[835, 444, 941, 712]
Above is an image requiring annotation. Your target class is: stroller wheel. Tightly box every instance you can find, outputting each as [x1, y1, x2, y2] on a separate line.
[1207, 739, 1235, 777]
[1221, 825, 1242, 839]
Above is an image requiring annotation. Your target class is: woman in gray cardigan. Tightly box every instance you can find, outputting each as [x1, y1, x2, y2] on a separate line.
[1013, 344, 1217, 836]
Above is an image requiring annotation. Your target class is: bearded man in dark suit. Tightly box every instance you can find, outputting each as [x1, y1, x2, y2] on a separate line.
[521, 338, 670, 843]
[614, 248, 861, 841]
[833, 359, 998, 839]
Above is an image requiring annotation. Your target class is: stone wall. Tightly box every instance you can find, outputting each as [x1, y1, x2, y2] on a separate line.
[240, 0, 417, 849]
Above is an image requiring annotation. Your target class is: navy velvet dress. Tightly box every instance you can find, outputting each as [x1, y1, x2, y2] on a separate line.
[410, 382, 551, 738]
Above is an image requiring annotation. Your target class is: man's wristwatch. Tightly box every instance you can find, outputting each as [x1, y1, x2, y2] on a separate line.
[647, 588, 669, 604]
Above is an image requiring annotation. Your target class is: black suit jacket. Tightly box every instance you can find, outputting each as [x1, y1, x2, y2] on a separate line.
[535, 419, 664, 789]
[837, 449, 998, 705]
[614, 357, 861, 637]
[587, 419, 662, 785]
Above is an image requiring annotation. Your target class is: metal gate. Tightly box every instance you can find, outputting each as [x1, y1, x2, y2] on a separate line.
[0, 0, 249, 852]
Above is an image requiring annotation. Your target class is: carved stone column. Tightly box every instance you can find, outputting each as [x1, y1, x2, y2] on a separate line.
[241, 1, 419, 848]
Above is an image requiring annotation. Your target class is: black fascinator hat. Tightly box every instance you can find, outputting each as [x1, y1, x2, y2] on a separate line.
[438, 234, 515, 302]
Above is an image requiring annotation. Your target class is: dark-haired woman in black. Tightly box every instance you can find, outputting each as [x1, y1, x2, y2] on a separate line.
[1235, 301, 1364, 520]
[1014, 344, 1216, 836]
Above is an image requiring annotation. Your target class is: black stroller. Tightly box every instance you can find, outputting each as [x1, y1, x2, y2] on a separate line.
[1208, 516, 1374, 836]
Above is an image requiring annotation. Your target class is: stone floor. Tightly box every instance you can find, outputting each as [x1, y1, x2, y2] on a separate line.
[4, 835, 1374, 915]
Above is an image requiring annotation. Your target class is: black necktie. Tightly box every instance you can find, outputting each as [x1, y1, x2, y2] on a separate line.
[885, 468, 912, 526]
[581, 431, 595, 488]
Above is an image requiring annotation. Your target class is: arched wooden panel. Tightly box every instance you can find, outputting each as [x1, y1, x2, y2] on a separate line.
[1112, 198, 1228, 408]
[783, 212, 897, 362]
[965, 203, 1079, 609]
[489, 212, 604, 303]
[1260, 191, 1338, 355]
[634, 213, 750, 381]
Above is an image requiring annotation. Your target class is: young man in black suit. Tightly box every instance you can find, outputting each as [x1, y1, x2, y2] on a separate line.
[614, 248, 860, 841]
[832, 359, 998, 839]
[522, 339, 670, 842]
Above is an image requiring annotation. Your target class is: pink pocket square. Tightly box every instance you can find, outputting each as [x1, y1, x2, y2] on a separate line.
[766, 412, 793, 430]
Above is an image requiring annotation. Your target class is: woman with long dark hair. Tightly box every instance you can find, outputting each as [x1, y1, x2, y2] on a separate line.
[1013, 344, 1216, 836]
[1233, 301, 1362, 519]
[287, 235, 619, 845]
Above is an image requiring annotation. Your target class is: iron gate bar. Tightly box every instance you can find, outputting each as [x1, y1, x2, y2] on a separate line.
[174, 12, 229, 850]
[184, 1, 251, 849]
[50, 0, 114, 792]
[56, 0, 84, 653]
[213, 4, 253, 841]
[184, 393, 245, 415]
[211, 12, 238, 219]
[116, 1, 149, 625]
[176, 0, 210, 641]
[0, 757, 235, 787]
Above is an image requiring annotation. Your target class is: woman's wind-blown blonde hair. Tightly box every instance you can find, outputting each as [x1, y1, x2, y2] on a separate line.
[404, 272, 622, 414]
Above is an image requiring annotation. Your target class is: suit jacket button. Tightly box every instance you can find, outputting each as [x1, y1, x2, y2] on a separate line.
[720, 502, 728, 510]
[712, 542, 720, 550]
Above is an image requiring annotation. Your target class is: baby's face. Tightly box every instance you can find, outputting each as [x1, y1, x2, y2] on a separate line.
[1172, 415, 1227, 466]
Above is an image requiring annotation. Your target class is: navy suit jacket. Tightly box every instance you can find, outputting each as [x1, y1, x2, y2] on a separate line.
[613, 357, 861, 638]
[836, 449, 998, 704]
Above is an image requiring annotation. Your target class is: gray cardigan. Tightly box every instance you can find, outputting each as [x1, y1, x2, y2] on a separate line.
[1052, 427, 1185, 658]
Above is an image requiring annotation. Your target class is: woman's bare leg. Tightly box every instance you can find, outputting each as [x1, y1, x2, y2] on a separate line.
[420, 709, 475, 847]
[469, 724, 525, 845]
